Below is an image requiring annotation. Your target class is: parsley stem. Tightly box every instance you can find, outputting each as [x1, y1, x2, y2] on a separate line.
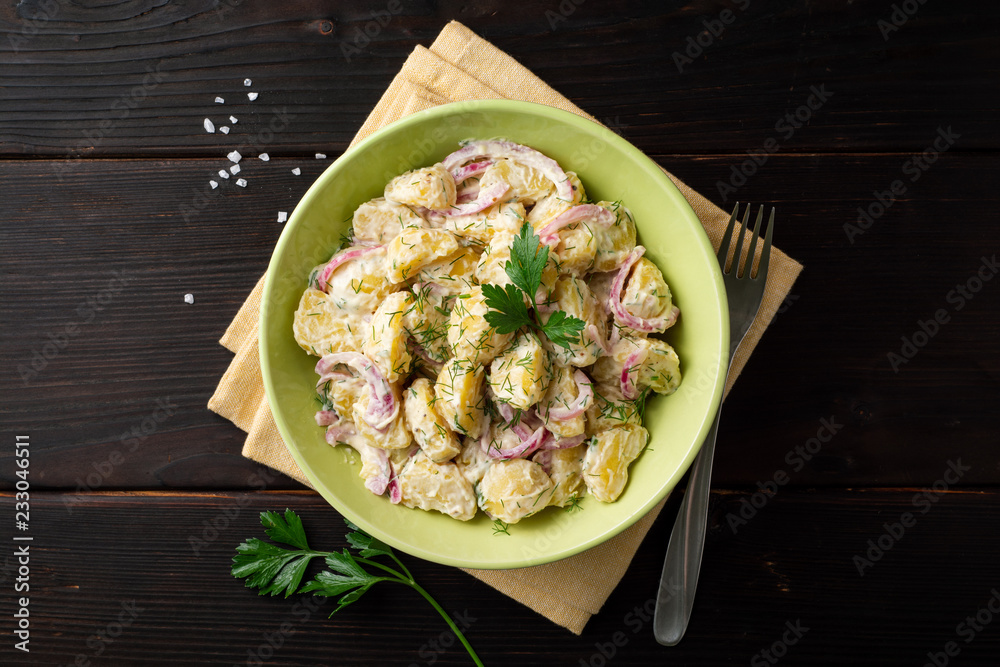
[236, 511, 483, 665]
[354, 556, 406, 580]
[406, 579, 484, 667]
[390, 554, 415, 581]
[356, 556, 482, 666]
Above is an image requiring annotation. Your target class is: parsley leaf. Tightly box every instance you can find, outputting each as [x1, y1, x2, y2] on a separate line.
[506, 222, 549, 300]
[540, 309, 587, 350]
[480, 222, 587, 351]
[298, 549, 390, 613]
[262, 508, 310, 549]
[232, 512, 484, 666]
[482, 283, 532, 334]
[344, 519, 394, 558]
[231, 509, 323, 598]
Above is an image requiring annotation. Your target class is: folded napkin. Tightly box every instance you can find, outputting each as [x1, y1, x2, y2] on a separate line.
[209, 20, 803, 634]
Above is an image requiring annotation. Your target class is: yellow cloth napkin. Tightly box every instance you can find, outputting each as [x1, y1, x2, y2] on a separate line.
[209, 20, 803, 635]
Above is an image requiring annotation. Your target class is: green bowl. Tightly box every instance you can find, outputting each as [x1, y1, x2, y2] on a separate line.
[260, 100, 728, 569]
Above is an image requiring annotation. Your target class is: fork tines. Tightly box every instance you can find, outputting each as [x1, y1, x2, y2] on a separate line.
[719, 203, 775, 279]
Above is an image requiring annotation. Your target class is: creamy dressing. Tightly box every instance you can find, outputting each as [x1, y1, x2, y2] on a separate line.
[292, 142, 684, 523]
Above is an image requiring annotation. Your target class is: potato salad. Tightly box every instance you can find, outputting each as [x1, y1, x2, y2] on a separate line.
[293, 140, 682, 525]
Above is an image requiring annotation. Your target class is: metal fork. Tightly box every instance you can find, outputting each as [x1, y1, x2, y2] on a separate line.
[653, 203, 775, 645]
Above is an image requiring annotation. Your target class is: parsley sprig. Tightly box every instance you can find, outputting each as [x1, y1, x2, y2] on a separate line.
[233, 510, 483, 666]
[481, 223, 586, 350]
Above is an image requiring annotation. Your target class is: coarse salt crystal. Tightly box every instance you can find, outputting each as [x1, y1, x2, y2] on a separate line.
[244, 78, 252, 87]
[291, 167, 301, 175]
[228, 150, 242, 163]
[218, 169, 230, 179]
[210, 180, 218, 189]
[220, 126, 230, 134]
[203, 118, 215, 133]
[247, 92, 258, 101]
[184, 294, 195, 304]
[259, 153, 270, 162]
[215, 97, 225, 104]
[229, 115, 238, 124]
[277, 211, 288, 223]
[230, 164, 240, 175]
[236, 178, 247, 187]
[315, 153, 326, 159]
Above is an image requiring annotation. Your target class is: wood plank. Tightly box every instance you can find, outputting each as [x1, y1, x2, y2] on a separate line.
[1, 153, 998, 489]
[2, 489, 999, 664]
[1, 1, 997, 156]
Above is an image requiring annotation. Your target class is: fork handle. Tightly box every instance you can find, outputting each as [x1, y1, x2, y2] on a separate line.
[652, 406, 721, 645]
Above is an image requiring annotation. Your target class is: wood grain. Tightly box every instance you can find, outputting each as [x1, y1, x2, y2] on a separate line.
[1, 1, 997, 157]
[2, 490, 998, 665]
[2, 153, 998, 490]
[1, 3, 999, 664]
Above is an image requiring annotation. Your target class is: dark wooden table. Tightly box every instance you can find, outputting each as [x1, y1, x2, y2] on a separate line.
[3, 1, 999, 664]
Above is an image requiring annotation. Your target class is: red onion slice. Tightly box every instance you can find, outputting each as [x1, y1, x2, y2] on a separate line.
[451, 159, 493, 184]
[540, 433, 587, 450]
[314, 369, 353, 397]
[608, 246, 680, 333]
[456, 186, 480, 204]
[535, 302, 557, 314]
[313, 244, 383, 292]
[441, 140, 574, 203]
[316, 352, 398, 430]
[314, 410, 338, 426]
[538, 204, 616, 246]
[494, 400, 516, 424]
[408, 339, 444, 374]
[387, 475, 402, 504]
[545, 370, 594, 421]
[431, 181, 509, 217]
[324, 422, 392, 497]
[491, 400, 533, 441]
[483, 425, 547, 460]
[324, 419, 357, 444]
[586, 323, 613, 356]
[620, 347, 650, 400]
[608, 323, 622, 348]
